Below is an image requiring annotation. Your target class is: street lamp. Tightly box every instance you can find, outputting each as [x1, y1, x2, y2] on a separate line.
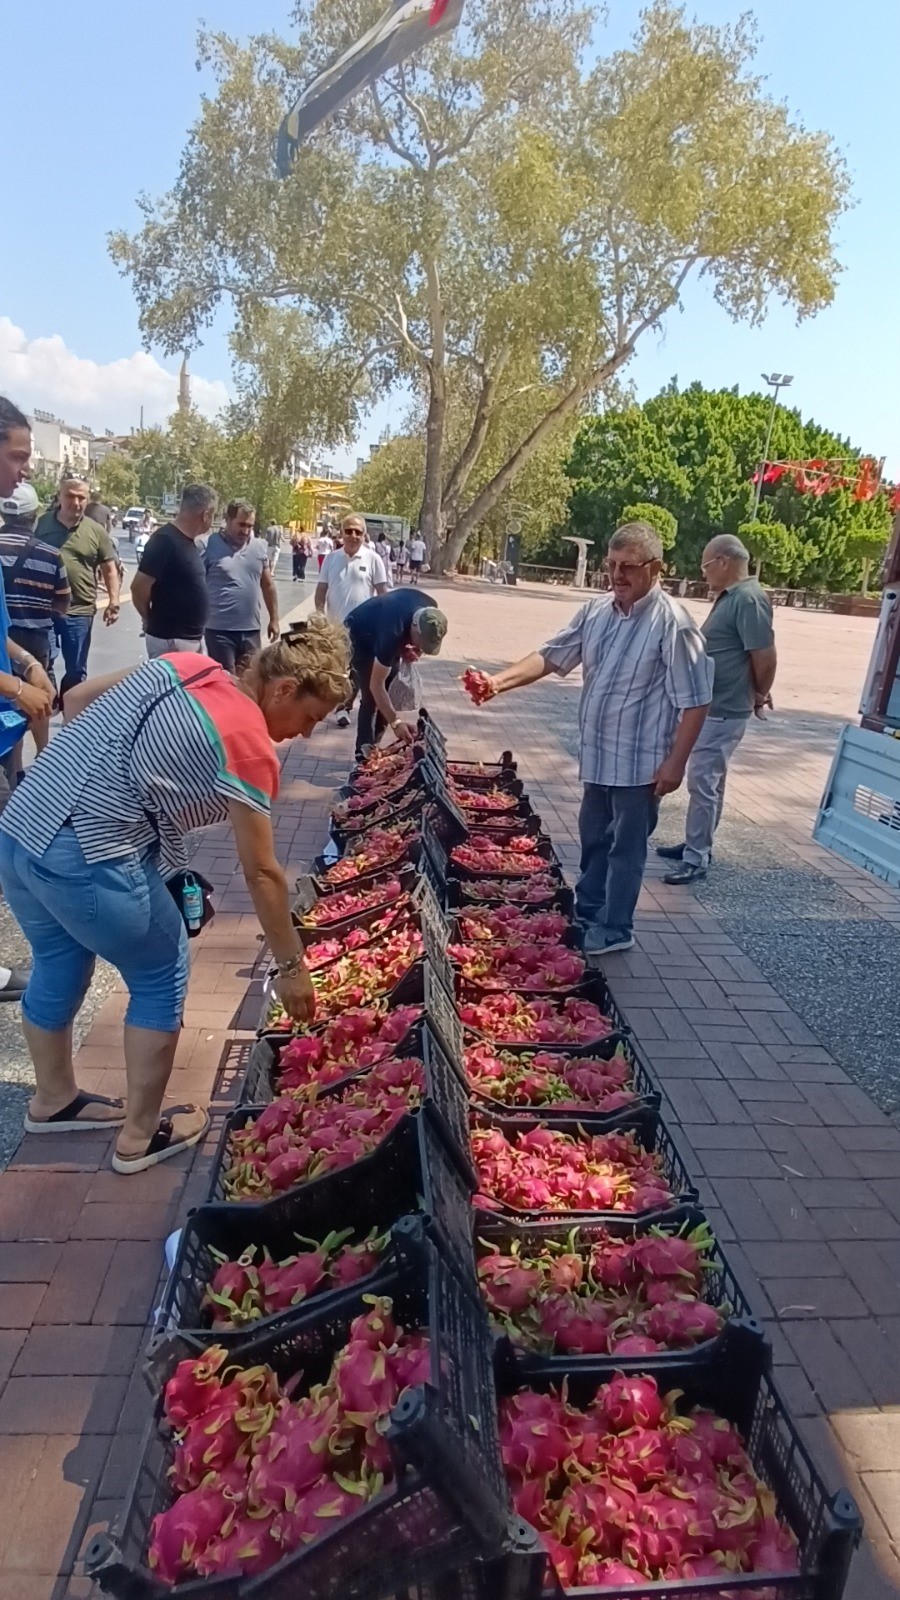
[751, 372, 793, 520]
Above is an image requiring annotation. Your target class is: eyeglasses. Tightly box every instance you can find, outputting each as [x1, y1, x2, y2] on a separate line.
[602, 558, 654, 577]
[700, 555, 726, 573]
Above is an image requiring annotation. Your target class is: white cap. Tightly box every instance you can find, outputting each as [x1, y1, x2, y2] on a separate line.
[0, 481, 40, 520]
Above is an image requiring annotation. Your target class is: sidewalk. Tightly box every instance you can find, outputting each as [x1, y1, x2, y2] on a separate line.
[0, 581, 897, 1598]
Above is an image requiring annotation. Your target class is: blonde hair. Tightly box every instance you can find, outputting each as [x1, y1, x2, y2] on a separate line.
[255, 616, 351, 707]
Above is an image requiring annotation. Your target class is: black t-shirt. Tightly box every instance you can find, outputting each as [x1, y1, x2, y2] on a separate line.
[345, 588, 437, 667]
[139, 523, 208, 638]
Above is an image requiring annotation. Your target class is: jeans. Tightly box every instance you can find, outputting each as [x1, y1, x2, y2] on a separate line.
[0, 826, 189, 1033]
[351, 646, 397, 759]
[576, 783, 660, 944]
[204, 628, 261, 673]
[8, 624, 54, 672]
[145, 634, 204, 659]
[53, 613, 94, 699]
[683, 716, 747, 866]
[292, 553, 308, 580]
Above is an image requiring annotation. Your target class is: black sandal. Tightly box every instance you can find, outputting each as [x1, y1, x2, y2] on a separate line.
[24, 1091, 126, 1134]
[111, 1104, 210, 1174]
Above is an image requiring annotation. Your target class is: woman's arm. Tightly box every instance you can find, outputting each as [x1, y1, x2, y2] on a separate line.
[228, 800, 316, 1023]
[63, 668, 135, 723]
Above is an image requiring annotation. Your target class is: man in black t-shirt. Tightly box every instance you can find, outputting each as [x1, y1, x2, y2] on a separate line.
[131, 484, 217, 656]
[345, 588, 447, 758]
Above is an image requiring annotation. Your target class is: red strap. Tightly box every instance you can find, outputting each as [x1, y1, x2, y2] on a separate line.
[429, 0, 451, 23]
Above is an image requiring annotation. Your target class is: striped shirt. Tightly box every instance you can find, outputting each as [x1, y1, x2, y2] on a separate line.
[540, 587, 713, 787]
[0, 530, 70, 627]
[0, 654, 279, 877]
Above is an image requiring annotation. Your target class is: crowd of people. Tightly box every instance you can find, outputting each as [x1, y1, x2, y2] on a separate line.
[0, 386, 775, 1170]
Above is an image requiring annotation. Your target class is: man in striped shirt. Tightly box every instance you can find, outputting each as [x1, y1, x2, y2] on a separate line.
[482, 522, 713, 957]
[0, 480, 71, 770]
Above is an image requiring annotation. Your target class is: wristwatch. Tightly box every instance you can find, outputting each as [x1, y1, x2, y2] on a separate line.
[276, 954, 305, 979]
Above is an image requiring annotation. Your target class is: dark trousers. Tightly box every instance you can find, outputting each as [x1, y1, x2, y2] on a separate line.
[576, 783, 660, 943]
[204, 628, 261, 674]
[53, 613, 95, 700]
[292, 552, 308, 580]
[351, 646, 397, 759]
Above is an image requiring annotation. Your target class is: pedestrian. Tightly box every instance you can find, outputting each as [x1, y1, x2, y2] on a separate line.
[407, 530, 427, 585]
[315, 514, 388, 728]
[0, 619, 351, 1169]
[85, 493, 113, 534]
[202, 499, 280, 674]
[132, 483, 216, 657]
[373, 534, 394, 587]
[479, 522, 713, 958]
[657, 533, 776, 885]
[0, 395, 57, 1002]
[35, 475, 121, 699]
[315, 527, 334, 572]
[345, 588, 447, 760]
[0, 479, 70, 773]
[395, 541, 410, 583]
[264, 520, 282, 574]
[291, 530, 313, 581]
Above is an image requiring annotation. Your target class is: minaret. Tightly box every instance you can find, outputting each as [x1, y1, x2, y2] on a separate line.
[178, 354, 191, 414]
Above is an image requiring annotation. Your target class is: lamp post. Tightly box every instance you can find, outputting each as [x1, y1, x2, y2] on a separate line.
[751, 372, 794, 521]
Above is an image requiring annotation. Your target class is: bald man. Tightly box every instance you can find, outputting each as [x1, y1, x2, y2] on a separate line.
[658, 534, 776, 884]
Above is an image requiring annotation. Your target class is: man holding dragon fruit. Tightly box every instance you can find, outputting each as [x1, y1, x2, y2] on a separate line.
[475, 521, 713, 959]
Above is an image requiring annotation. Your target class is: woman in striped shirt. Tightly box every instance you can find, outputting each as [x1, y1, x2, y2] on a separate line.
[0, 620, 351, 1173]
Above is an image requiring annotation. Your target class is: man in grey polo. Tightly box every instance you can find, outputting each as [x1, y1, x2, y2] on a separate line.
[482, 522, 714, 957]
[658, 533, 776, 885]
[202, 499, 280, 673]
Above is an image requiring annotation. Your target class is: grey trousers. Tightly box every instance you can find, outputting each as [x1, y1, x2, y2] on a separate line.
[683, 716, 748, 866]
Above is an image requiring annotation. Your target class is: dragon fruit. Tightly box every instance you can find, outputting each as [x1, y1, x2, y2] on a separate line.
[275, 1473, 372, 1549]
[592, 1373, 667, 1433]
[247, 1393, 347, 1512]
[644, 1297, 723, 1345]
[193, 1510, 280, 1578]
[163, 1348, 230, 1427]
[148, 1478, 243, 1582]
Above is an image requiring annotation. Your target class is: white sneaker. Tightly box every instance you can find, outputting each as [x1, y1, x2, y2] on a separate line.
[584, 933, 635, 958]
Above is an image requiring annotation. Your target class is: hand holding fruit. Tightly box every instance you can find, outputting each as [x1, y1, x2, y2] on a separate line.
[277, 962, 317, 1025]
[461, 667, 496, 706]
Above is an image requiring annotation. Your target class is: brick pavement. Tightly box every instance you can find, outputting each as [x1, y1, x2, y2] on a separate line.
[0, 579, 897, 1597]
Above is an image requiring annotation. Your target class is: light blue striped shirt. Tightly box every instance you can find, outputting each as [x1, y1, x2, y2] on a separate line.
[540, 588, 713, 787]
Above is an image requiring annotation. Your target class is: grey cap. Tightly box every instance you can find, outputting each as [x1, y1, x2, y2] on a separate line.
[414, 607, 448, 656]
[0, 480, 40, 521]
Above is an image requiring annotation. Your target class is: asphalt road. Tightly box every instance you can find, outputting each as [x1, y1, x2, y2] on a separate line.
[0, 540, 317, 1166]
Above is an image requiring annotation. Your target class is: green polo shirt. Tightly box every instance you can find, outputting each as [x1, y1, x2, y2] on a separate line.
[701, 578, 774, 719]
[35, 510, 118, 618]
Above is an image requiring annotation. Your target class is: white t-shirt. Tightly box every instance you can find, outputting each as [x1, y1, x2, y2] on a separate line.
[319, 545, 387, 623]
[316, 535, 334, 557]
[409, 537, 426, 562]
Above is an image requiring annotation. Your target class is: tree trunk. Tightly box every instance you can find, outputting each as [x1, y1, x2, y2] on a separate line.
[419, 369, 446, 568]
[861, 556, 872, 597]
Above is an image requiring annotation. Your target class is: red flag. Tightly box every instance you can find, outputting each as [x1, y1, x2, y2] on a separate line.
[430, 0, 451, 20]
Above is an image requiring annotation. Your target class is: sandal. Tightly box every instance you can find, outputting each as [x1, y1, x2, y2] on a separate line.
[24, 1091, 126, 1134]
[111, 1104, 210, 1175]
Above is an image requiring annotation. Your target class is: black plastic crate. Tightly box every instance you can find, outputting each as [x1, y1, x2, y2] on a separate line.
[147, 1137, 478, 1386]
[449, 832, 566, 885]
[295, 876, 448, 973]
[470, 1104, 698, 1227]
[448, 877, 575, 917]
[309, 827, 423, 891]
[331, 787, 427, 850]
[474, 1204, 754, 1373]
[334, 755, 434, 814]
[458, 971, 630, 1051]
[238, 1019, 472, 1184]
[451, 774, 526, 811]
[86, 1240, 512, 1600]
[259, 951, 457, 1041]
[463, 1036, 661, 1126]
[296, 891, 412, 954]
[445, 752, 517, 788]
[491, 1323, 862, 1600]
[458, 806, 540, 837]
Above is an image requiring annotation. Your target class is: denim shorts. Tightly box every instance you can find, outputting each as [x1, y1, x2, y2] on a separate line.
[0, 826, 189, 1033]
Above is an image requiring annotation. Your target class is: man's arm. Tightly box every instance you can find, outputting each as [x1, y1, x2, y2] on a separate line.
[313, 582, 328, 614]
[749, 645, 777, 712]
[653, 705, 710, 796]
[370, 659, 415, 744]
[100, 560, 121, 623]
[489, 652, 556, 696]
[3, 640, 53, 720]
[260, 567, 280, 641]
[130, 571, 154, 622]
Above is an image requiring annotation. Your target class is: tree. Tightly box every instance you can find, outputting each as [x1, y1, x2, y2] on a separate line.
[620, 502, 677, 553]
[739, 520, 813, 585]
[567, 381, 891, 587]
[111, 0, 848, 572]
[348, 434, 426, 525]
[96, 453, 139, 509]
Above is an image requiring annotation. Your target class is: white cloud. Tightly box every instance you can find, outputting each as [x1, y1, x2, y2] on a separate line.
[0, 318, 231, 435]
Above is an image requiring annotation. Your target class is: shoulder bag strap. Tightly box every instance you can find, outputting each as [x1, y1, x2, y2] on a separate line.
[129, 663, 221, 753]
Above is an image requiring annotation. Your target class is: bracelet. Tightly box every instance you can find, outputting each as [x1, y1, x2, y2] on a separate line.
[12, 679, 23, 701]
[276, 954, 304, 979]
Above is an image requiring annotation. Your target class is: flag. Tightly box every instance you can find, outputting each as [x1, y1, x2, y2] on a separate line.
[276, 0, 466, 173]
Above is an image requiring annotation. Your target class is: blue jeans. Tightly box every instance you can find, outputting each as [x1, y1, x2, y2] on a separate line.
[576, 783, 660, 944]
[0, 827, 189, 1033]
[53, 613, 95, 699]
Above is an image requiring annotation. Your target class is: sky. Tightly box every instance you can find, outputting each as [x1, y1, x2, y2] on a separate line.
[1, 0, 898, 476]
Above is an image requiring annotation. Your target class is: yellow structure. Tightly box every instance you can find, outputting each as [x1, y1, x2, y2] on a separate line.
[292, 476, 351, 530]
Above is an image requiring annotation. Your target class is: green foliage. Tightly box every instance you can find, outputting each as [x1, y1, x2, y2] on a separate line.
[739, 520, 814, 585]
[28, 472, 59, 510]
[620, 502, 677, 552]
[115, 411, 301, 527]
[349, 436, 426, 526]
[567, 381, 892, 589]
[96, 453, 139, 509]
[111, 0, 848, 571]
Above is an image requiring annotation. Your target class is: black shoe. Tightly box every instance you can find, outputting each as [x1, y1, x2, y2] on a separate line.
[656, 842, 685, 861]
[0, 964, 29, 1002]
[663, 863, 708, 886]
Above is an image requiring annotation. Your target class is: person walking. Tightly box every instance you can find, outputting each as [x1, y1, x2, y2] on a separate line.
[407, 531, 426, 585]
[264, 521, 282, 574]
[657, 533, 776, 885]
[132, 484, 216, 657]
[478, 522, 713, 958]
[373, 534, 394, 588]
[0, 619, 351, 1170]
[345, 588, 447, 759]
[315, 527, 334, 572]
[35, 475, 120, 698]
[202, 499, 280, 674]
[315, 514, 388, 728]
[0, 395, 58, 1002]
[291, 530, 313, 581]
[0, 479, 71, 773]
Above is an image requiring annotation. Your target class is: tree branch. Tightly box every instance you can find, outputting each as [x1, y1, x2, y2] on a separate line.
[442, 345, 511, 512]
[369, 81, 424, 169]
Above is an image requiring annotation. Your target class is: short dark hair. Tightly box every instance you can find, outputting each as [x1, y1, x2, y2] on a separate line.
[180, 483, 217, 514]
[0, 396, 29, 444]
[225, 499, 255, 521]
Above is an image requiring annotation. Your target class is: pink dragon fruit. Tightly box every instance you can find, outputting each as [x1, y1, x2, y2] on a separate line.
[163, 1348, 230, 1427]
[584, 1558, 646, 1586]
[193, 1509, 280, 1578]
[333, 1341, 401, 1423]
[477, 1253, 542, 1315]
[592, 1373, 666, 1433]
[247, 1392, 344, 1512]
[644, 1297, 723, 1346]
[328, 1230, 387, 1286]
[273, 1473, 372, 1550]
[610, 1332, 665, 1355]
[148, 1478, 242, 1582]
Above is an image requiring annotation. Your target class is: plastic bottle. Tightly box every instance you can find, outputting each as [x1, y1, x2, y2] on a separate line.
[181, 874, 204, 933]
